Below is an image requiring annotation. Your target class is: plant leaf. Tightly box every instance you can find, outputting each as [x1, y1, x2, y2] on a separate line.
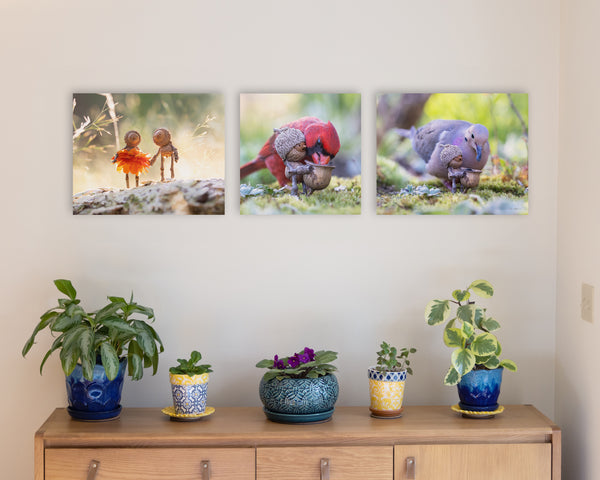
[500, 359, 518, 372]
[22, 311, 60, 356]
[425, 300, 450, 326]
[482, 355, 500, 369]
[100, 342, 120, 380]
[133, 321, 157, 358]
[54, 279, 77, 300]
[443, 328, 465, 348]
[451, 348, 475, 377]
[471, 333, 498, 356]
[481, 317, 501, 332]
[39, 334, 66, 374]
[52, 312, 82, 332]
[452, 290, 470, 303]
[444, 366, 460, 386]
[469, 279, 494, 298]
[456, 304, 475, 325]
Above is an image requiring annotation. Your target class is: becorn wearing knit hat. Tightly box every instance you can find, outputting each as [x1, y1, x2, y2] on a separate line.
[274, 127, 306, 162]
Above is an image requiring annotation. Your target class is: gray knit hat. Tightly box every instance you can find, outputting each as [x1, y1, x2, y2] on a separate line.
[439, 144, 463, 168]
[274, 127, 306, 161]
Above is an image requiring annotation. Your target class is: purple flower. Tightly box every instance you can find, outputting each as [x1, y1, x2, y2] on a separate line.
[297, 352, 310, 364]
[273, 355, 286, 370]
[304, 347, 316, 361]
[288, 355, 300, 368]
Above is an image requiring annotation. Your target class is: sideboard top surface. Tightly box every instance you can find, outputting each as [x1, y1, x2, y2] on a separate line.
[37, 405, 558, 448]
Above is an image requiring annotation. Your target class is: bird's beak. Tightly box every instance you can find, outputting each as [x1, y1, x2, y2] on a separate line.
[312, 152, 331, 165]
[476, 145, 482, 162]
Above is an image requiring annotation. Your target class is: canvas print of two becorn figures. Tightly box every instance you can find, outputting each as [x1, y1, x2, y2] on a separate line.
[72, 93, 528, 215]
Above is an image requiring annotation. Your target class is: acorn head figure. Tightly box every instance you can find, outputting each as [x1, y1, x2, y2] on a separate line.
[152, 128, 172, 147]
[124, 130, 141, 148]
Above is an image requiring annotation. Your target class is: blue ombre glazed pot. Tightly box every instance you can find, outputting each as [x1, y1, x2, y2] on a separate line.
[65, 358, 127, 420]
[457, 367, 503, 412]
[259, 374, 339, 417]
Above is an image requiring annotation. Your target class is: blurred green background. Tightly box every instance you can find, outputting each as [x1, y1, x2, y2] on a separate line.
[240, 93, 361, 186]
[73, 93, 224, 194]
[377, 93, 529, 188]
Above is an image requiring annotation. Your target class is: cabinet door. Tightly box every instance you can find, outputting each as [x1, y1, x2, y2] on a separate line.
[45, 447, 254, 480]
[394, 444, 551, 480]
[257, 446, 393, 480]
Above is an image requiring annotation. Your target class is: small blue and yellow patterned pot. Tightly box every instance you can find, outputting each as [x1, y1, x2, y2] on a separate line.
[457, 367, 503, 412]
[65, 357, 127, 420]
[368, 367, 407, 418]
[259, 374, 339, 416]
[170, 372, 210, 415]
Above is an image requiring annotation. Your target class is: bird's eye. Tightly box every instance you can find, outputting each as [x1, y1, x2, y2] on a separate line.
[471, 133, 475, 139]
[464, 137, 468, 142]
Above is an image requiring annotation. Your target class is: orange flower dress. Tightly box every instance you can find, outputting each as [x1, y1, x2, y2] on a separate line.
[112, 147, 152, 176]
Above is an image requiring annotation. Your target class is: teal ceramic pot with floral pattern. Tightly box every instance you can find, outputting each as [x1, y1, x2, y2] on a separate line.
[259, 374, 339, 415]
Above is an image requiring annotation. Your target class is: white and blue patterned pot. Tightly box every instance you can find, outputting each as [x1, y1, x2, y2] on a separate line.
[170, 372, 209, 415]
[259, 374, 339, 415]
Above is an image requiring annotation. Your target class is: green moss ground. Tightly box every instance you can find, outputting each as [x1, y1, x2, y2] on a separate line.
[377, 176, 528, 215]
[240, 176, 361, 215]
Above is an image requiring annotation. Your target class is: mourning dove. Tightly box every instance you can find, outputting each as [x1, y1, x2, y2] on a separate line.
[397, 120, 490, 180]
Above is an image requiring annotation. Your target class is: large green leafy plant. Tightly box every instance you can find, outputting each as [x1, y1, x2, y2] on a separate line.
[22, 279, 163, 381]
[424, 279, 517, 386]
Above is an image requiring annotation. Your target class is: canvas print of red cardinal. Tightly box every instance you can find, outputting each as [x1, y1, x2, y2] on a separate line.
[240, 93, 361, 215]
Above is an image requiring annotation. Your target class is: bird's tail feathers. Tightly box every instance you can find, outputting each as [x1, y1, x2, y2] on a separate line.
[393, 126, 416, 141]
[240, 157, 267, 179]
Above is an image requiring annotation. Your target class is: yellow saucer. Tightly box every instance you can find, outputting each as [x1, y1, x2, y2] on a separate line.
[161, 406, 215, 421]
[451, 404, 504, 418]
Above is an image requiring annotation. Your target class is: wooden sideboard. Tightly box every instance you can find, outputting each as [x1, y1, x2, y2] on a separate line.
[35, 405, 560, 479]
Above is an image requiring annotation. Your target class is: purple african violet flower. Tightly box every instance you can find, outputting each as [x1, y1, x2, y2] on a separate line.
[288, 355, 300, 368]
[273, 355, 286, 370]
[297, 352, 310, 363]
[304, 347, 316, 361]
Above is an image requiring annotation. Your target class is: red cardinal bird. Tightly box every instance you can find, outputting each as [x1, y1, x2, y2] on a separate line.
[240, 117, 340, 186]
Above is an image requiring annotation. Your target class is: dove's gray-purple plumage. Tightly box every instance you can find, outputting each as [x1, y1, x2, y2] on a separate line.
[397, 120, 490, 180]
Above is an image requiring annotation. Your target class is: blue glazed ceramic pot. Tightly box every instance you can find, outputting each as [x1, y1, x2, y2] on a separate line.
[65, 358, 127, 418]
[457, 367, 503, 412]
[259, 374, 339, 415]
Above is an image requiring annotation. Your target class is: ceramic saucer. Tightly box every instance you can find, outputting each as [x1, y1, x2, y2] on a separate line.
[263, 407, 334, 424]
[67, 405, 122, 421]
[161, 406, 215, 422]
[451, 404, 504, 419]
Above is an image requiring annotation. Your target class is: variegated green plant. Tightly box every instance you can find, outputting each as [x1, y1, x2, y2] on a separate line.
[425, 279, 517, 386]
[22, 279, 163, 382]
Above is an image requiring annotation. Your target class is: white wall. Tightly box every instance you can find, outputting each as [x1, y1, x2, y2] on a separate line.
[0, 1, 560, 478]
[557, 0, 600, 478]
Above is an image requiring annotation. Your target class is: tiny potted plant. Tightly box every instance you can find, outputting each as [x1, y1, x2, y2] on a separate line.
[256, 347, 338, 423]
[425, 279, 517, 414]
[368, 342, 416, 418]
[22, 279, 163, 420]
[169, 350, 212, 416]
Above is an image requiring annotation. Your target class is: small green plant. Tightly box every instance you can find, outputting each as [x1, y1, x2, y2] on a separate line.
[425, 279, 517, 386]
[256, 347, 337, 381]
[169, 351, 212, 376]
[22, 279, 163, 381]
[376, 342, 416, 374]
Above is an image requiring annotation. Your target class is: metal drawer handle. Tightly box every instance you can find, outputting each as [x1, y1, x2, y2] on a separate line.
[406, 456, 416, 479]
[201, 460, 211, 480]
[320, 458, 330, 480]
[86, 460, 100, 480]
